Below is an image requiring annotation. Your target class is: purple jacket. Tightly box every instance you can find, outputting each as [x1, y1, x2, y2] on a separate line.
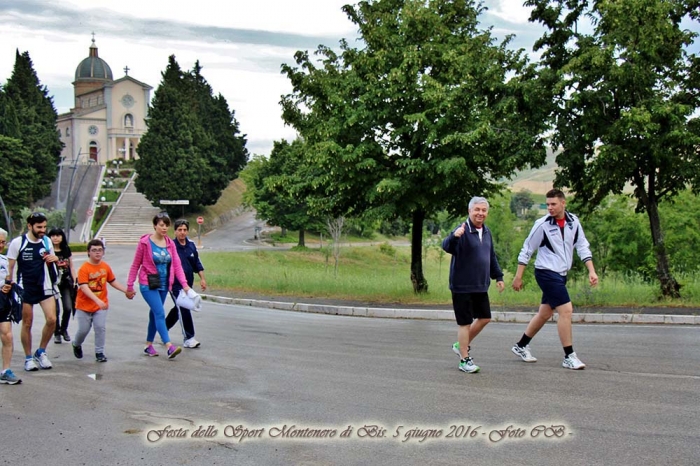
[127, 234, 188, 292]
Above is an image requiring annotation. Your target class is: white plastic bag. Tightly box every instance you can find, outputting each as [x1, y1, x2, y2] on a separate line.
[176, 289, 202, 312]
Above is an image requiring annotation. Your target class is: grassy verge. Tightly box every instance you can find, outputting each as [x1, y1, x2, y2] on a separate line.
[200, 245, 700, 309]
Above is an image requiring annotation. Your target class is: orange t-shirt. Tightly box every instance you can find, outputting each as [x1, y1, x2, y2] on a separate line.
[75, 261, 116, 313]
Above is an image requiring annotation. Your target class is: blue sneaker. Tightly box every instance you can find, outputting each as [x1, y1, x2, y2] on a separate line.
[34, 350, 53, 370]
[0, 369, 22, 385]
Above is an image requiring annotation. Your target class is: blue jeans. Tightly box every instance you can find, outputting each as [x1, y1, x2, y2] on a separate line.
[140, 286, 171, 344]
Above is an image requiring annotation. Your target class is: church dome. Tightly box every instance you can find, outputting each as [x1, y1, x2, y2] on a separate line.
[75, 38, 113, 81]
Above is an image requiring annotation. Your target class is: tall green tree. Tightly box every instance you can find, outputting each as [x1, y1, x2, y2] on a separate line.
[241, 140, 321, 247]
[136, 56, 248, 211]
[527, 0, 700, 297]
[0, 135, 36, 216]
[135, 57, 208, 209]
[3, 50, 63, 201]
[282, 0, 549, 292]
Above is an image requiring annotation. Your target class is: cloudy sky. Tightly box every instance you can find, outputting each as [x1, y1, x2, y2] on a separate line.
[0, 1, 696, 156]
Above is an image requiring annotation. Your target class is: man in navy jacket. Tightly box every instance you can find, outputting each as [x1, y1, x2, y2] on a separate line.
[442, 197, 504, 373]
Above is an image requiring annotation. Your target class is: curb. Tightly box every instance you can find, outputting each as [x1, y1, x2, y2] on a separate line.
[202, 295, 700, 325]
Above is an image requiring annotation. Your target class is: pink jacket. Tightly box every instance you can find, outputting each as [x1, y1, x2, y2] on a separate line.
[126, 234, 188, 292]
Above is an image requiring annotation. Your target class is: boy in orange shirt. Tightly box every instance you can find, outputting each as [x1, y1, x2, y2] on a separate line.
[72, 240, 134, 362]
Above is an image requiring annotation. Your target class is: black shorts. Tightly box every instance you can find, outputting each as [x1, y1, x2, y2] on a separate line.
[22, 285, 53, 306]
[0, 292, 11, 323]
[451, 292, 491, 326]
[535, 269, 571, 309]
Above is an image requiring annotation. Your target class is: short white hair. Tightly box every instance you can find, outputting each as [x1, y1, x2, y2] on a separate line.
[0, 227, 7, 238]
[468, 197, 489, 211]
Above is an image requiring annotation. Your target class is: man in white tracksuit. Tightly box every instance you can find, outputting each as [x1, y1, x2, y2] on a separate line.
[511, 188, 598, 370]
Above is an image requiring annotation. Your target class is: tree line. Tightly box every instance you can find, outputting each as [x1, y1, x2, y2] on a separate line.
[242, 0, 700, 298]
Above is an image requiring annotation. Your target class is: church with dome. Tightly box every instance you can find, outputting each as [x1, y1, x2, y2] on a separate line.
[56, 36, 152, 164]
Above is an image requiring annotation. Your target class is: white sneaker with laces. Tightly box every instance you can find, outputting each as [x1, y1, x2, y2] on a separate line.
[36, 352, 53, 370]
[562, 352, 586, 370]
[24, 358, 39, 372]
[512, 344, 537, 362]
[184, 338, 200, 348]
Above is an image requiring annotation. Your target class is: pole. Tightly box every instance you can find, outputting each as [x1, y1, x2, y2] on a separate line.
[63, 150, 82, 243]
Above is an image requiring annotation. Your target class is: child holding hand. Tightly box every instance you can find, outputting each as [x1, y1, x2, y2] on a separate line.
[72, 239, 135, 362]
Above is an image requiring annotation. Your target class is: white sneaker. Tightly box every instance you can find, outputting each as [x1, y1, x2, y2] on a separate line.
[184, 338, 200, 348]
[24, 358, 39, 372]
[35, 351, 53, 370]
[512, 344, 537, 362]
[562, 352, 586, 370]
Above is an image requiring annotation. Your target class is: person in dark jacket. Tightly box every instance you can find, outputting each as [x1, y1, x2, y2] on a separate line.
[165, 219, 206, 348]
[442, 197, 504, 373]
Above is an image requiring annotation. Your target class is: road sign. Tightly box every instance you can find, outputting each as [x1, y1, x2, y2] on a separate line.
[87, 209, 93, 216]
[160, 200, 190, 205]
[197, 216, 204, 224]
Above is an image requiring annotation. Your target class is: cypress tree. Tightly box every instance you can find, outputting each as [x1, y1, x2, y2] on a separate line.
[4, 50, 63, 200]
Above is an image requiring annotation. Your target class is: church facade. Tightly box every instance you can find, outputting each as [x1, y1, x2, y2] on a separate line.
[56, 37, 152, 164]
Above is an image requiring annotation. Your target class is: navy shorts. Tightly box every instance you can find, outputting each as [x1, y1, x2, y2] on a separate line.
[0, 296, 10, 323]
[534, 269, 571, 309]
[451, 292, 491, 326]
[21, 285, 53, 306]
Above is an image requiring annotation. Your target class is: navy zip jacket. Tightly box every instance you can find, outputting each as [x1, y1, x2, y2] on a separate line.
[442, 218, 504, 293]
[172, 237, 204, 293]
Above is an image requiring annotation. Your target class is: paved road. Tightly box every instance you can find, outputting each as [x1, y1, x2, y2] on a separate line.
[199, 209, 269, 251]
[2, 246, 698, 465]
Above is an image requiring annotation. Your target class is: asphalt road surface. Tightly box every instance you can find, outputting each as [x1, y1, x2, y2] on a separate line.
[1, 246, 698, 466]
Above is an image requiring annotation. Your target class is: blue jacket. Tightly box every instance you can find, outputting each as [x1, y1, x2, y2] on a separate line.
[442, 218, 503, 293]
[172, 237, 205, 293]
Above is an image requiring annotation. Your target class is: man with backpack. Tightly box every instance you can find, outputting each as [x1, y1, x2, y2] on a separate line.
[5, 212, 59, 371]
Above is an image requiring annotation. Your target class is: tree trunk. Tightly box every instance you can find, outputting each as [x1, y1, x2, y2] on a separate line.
[298, 229, 305, 247]
[410, 209, 428, 294]
[647, 201, 681, 298]
[281, 227, 287, 237]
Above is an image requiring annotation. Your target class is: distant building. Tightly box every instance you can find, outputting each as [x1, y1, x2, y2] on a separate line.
[56, 36, 152, 164]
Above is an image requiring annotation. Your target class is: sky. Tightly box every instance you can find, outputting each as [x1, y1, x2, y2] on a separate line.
[0, 1, 696, 156]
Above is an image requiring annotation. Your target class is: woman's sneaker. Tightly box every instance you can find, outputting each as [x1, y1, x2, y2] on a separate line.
[143, 344, 159, 357]
[458, 357, 480, 373]
[61, 331, 71, 342]
[0, 369, 21, 385]
[562, 352, 586, 370]
[54, 334, 62, 344]
[512, 344, 537, 362]
[167, 345, 182, 359]
[95, 353, 108, 363]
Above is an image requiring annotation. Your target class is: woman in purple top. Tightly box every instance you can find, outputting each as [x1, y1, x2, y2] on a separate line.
[127, 212, 191, 359]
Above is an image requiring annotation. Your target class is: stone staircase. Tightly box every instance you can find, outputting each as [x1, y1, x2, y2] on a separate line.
[96, 179, 160, 244]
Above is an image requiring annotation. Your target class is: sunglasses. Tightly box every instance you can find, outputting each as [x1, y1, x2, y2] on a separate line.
[29, 212, 47, 220]
[174, 219, 189, 228]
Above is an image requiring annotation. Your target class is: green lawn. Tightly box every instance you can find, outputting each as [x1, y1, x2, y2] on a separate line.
[200, 244, 700, 309]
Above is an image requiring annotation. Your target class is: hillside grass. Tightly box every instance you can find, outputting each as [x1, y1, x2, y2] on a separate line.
[200, 245, 700, 309]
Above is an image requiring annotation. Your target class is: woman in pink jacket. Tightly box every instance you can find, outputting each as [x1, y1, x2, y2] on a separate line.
[127, 213, 191, 359]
